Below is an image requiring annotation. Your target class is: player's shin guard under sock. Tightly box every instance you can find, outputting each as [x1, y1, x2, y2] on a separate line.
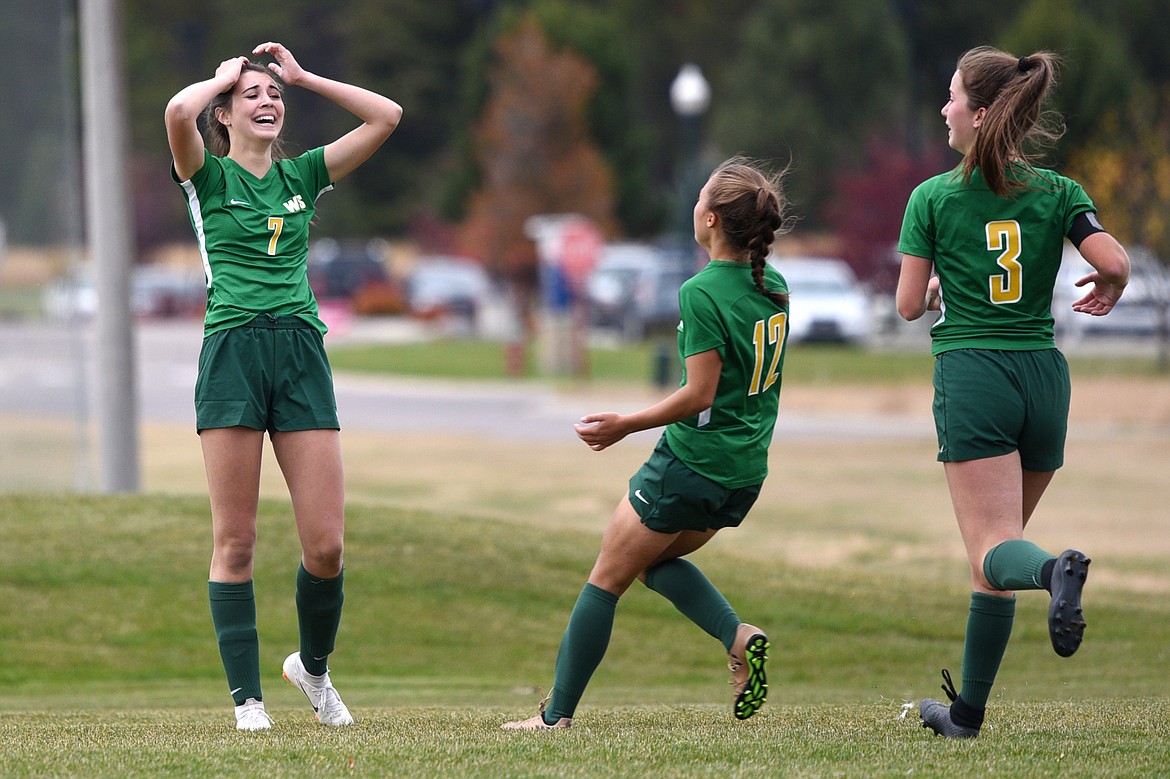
[983, 540, 1054, 591]
[644, 558, 740, 652]
[296, 564, 344, 676]
[545, 583, 619, 724]
[209, 580, 262, 705]
[959, 592, 1015, 710]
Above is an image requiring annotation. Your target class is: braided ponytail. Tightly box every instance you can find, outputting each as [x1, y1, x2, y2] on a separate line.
[705, 158, 792, 307]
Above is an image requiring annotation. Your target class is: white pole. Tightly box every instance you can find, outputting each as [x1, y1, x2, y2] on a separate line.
[79, 0, 139, 492]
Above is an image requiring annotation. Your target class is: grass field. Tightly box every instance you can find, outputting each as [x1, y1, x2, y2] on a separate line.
[1, 492, 1168, 777]
[2, 342, 1168, 776]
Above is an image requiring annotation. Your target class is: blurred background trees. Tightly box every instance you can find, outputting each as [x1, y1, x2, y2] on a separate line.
[3, 0, 1170, 282]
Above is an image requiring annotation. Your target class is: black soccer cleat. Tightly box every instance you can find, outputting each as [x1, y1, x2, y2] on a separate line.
[1049, 549, 1090, 657]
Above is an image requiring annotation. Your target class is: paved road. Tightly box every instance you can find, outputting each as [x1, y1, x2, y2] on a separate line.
[1, 319, 942, 444]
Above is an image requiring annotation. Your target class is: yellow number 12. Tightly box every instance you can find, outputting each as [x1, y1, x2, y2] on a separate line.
[749, 312, 787, 396]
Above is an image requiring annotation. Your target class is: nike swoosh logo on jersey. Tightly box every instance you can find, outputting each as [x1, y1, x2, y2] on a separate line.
[229, 199, 250, 206]
[634, 489, 650, 505]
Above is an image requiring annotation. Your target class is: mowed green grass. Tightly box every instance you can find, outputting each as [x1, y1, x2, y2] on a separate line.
[1, 492, 1168, 777]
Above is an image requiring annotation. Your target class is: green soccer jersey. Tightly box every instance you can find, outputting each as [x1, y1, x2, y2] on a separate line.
[173, 148, 334, 336]
[664, 260, 789, 488]
[898, 165, 1095, 355]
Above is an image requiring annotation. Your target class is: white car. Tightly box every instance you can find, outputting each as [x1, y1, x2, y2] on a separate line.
[768, 256, 870, 343]
[1051, 244, 1168, 341]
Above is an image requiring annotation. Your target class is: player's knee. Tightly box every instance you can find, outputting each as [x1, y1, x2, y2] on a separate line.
[303, 541, 344, 577]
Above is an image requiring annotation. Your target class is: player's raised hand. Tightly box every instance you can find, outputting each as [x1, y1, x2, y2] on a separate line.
[214, 56, 249, 87]
[253, 42, 305, 85]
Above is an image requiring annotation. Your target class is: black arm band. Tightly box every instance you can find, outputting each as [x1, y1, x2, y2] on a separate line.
[1067, 211, 1105, 249]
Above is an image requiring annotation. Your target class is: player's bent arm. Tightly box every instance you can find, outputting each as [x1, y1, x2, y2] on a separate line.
[576, 350, 722, 451]
[1078, 232, 1130, 287]
[295, 72, 402, 182]
[165, 58, 248, 180]
[164, 87, 210, 180]
[627, 349, 722, 429]
[896, 254, 935, 321]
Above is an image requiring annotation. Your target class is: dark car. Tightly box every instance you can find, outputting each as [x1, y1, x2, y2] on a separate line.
[586, 243, 693, 340]
[307, 239, 393, 301]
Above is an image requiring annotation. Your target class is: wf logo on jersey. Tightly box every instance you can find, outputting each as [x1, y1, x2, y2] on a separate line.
[283, 194, 307, 213]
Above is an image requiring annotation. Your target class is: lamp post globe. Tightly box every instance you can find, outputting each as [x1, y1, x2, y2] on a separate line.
[670, 63, 711, 118]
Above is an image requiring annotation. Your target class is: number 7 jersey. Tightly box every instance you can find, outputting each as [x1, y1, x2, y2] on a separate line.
[898, 164, 1094, 355]
[173, 147, 334, 336]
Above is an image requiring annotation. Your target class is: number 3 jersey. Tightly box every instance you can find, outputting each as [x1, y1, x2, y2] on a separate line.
[173, 148, 333, 336]
[898, 164, 1095, 355]
[665, 260, 790, 489]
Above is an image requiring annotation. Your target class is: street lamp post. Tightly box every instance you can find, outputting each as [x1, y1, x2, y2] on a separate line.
[670, 63, 711, 259]
[654, 64, 711, 387]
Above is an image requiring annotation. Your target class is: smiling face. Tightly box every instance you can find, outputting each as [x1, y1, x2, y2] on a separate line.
[215, 69, 284, 149]
[942, 69, 984, 154]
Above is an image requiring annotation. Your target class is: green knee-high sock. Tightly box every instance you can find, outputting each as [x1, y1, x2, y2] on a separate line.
[209, 580, 262, 705]
[545, 583, 619, 723]
[296, 563, 345, 676]
[644, 558, 740, 652]
[983, 540, 1055, 591]
[959, 592, 1016, 710]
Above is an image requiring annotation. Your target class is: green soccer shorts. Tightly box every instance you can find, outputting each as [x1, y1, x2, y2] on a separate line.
[195, 314, 339, 433]
[933, 348, 1070, 471]
[627, 435, 762, 534]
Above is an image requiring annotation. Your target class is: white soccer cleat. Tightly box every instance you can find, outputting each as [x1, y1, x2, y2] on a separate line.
[502, 691, 572, 730]
[501, 712, 572, 730]
[234, 698, 274, 731]
[282, 652, 355, 726]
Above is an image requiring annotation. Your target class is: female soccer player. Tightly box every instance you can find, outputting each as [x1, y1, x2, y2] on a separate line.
[503, 158, 792, 729]
[165, 42, 401, 730]
[896, 46, 1129, 739]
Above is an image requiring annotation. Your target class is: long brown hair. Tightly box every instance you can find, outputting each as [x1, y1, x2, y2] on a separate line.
[199, 62, 287, 160]
[704, 157, 793, 307]
[955, 46, 1063, 197]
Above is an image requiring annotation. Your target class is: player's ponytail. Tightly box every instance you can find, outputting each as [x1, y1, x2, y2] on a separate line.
[955, 46, 1063, 197]
[705, 157, 792, 307]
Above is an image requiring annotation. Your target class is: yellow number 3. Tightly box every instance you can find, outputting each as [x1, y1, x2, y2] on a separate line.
[986, 220, 1022, 304]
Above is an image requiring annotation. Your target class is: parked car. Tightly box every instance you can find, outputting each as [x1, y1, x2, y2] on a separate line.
[307, 238, 394, 302]
[42, 264, 205, 320]
[1052, 244, 1168, 340]
[406, 255, 492, 323]
[586, 243, 693, 340]
[769, 256, 871, 343]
